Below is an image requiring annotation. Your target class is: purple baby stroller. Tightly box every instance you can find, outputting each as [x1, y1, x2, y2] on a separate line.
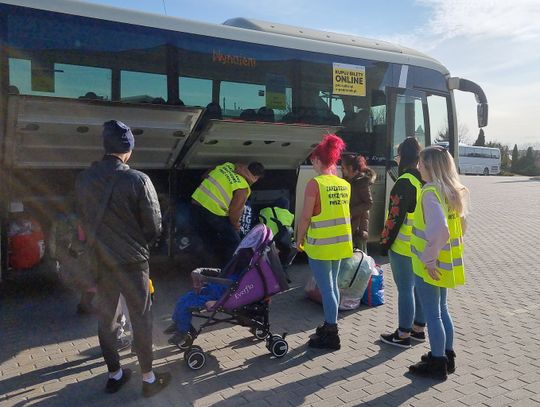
[180, 224, 290, 370]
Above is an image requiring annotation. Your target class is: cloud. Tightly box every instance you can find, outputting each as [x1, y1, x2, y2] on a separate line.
[419, 0, 540, 41]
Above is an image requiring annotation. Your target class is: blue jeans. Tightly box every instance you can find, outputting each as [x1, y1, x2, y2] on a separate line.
[414, 275, 454, 357]
[308, 258, 341, 325]
[389, 250, 425, 332]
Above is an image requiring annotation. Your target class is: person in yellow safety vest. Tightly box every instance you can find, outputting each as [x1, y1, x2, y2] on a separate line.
[380, 137, 427, 349]
[259, 198, 295, 265]
[192, 162, 265, 265]
[297, 134, 352, 350]
[408, 145, 469, 381]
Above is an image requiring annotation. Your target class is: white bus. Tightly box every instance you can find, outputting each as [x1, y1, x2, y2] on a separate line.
[458, 145, 501, 175]
[0, 0, 488, 277]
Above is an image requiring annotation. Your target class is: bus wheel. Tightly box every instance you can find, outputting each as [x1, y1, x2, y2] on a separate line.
[483, 167, 489, 176]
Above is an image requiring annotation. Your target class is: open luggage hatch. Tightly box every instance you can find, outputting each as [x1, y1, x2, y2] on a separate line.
[4, 95, 204, 169]
[177, 120, 341, 170]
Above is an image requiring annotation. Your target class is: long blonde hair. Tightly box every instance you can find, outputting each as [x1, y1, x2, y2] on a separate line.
[420, 146, 469, 216]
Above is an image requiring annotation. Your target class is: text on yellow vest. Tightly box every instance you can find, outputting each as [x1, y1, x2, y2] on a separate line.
[192, 162, 251, 216]
[304, 175, 353, 260]
[410, 185, 465, 288]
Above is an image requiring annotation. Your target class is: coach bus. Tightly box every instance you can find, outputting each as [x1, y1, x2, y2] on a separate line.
[0, 0, 488, 278]
[437, 142, 501, 175]
[458, 145, 501, 175]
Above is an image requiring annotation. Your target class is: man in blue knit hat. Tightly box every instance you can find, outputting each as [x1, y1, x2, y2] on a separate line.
[76, 120, 171, 397]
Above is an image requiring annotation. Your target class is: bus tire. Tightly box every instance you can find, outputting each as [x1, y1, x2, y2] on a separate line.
[483, 167, 489, 176]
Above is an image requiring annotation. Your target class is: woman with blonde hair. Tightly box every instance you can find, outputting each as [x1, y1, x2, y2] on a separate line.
[297, 134, 352, 350]
[408, 145, 469, 380]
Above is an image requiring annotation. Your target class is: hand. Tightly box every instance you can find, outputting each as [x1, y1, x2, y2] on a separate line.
[297, 240, 305, 252]
[427, 266, 442, 281]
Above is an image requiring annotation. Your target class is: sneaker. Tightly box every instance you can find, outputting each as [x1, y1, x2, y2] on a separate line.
[105, 368, 132, 394]
[410, 330, 426, 342]
[380, 330, 412, 349]
[142, 372, 171, 398]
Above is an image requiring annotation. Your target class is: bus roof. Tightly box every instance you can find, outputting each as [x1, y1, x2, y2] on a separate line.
[2, 0, 450, 75]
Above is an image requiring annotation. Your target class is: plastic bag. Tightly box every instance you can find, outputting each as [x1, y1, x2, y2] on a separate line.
[361, 265, 385, 306]
[338, 251, 375, 310]
[305, 276, 323, 304]
[305, 251, 377, 310]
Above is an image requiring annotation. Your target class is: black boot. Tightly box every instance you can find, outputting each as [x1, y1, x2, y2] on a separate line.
[421, 350, 456, 374]
[309, 322, 328, 339]
[308, 323, 340, 350]
[409, 355, 448, 380]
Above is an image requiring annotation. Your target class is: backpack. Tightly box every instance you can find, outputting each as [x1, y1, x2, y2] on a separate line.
[8, 216, 45, 270]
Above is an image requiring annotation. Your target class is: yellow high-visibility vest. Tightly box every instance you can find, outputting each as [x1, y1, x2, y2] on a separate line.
[259, 207, 294, 236]
[410, 185, 465, 288]
[192, 162, 250, 216]
[304, 175, 353, 260]
[391, 173, 423, 256]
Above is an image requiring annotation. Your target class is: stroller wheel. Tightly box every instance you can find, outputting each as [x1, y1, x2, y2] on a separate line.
[185, 346, 206, 370]
[269, 338, 288, 358]
[251, 327, 269, 340]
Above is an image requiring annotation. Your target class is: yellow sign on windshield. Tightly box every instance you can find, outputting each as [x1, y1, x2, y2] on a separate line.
[332, 63, 366, 96]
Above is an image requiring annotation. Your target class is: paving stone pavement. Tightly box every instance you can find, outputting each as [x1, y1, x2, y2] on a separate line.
[1, 175, 539, 407]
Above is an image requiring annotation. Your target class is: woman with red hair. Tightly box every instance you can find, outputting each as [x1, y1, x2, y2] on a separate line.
[297, 134, 352, 350]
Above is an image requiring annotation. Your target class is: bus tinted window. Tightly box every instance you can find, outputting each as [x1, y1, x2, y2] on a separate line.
[9, 58, 112, 99]
[427, 94, 449, 144]
[179, 77, 212, 107]
[121, 71, 167, 102]
[7, 9, 167, 97]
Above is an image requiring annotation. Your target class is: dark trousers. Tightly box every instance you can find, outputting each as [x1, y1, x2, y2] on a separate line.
[96, 260, 153, 373]
[192, 204, 240, 265]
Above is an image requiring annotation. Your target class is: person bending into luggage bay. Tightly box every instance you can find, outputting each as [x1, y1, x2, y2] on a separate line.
[191, 162, 265, 265]
[76, 120, 170, 397]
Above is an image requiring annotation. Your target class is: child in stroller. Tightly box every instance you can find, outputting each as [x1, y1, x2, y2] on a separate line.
[165, 224, 291, 370]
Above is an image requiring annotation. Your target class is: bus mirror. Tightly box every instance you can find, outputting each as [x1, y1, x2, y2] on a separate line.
[477, 103, 488, 128]
[31, 59, 55, 93]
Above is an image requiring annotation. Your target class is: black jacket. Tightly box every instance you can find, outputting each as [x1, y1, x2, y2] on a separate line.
[76, 155, 162, 265]
[380, 168, 423, 254]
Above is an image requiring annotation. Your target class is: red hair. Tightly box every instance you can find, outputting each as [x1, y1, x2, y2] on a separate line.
[311, 134, 346, 168]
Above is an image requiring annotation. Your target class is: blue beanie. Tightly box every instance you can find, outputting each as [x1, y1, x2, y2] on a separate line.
[102, 120, 135, 153]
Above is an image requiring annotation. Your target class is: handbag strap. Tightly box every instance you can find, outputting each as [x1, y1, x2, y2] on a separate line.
[348, 250, 365, 288]
[85, 170, 124, 248]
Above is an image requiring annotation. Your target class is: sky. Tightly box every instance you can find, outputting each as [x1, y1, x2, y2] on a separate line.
[79, 0, 540, 148]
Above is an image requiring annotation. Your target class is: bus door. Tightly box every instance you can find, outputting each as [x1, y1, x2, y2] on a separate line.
[385, 87, 431, 220]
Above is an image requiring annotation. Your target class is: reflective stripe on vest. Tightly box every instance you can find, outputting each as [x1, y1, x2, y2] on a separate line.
[306, 234, 352, 246]
[310, 217, 351, 229]
[410, 185, 465, 288]
[304, 175, 353, 260]
[192, 162, 250, 216]
[390, 173, 422, 257]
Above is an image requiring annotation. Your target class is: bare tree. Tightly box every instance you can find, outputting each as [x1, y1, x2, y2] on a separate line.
[434, 123, 470, 144]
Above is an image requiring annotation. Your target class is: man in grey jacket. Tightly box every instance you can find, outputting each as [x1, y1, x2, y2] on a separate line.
[76, 120, 170, 397]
